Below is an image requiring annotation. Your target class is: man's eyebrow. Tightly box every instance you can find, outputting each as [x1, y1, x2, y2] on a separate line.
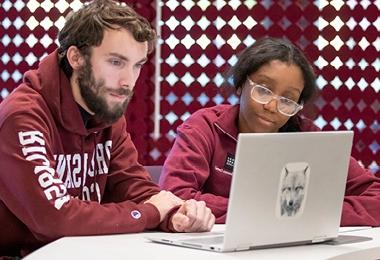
[108, 52, 148, 64]
[108, 52, 128, 61]
[138, 57, 148, 64]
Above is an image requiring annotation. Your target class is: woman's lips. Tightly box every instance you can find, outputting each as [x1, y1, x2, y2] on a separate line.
[257, 114, 275, 125]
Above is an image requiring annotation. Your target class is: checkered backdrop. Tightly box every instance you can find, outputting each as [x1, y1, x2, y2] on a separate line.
[1, 1, 380, 173]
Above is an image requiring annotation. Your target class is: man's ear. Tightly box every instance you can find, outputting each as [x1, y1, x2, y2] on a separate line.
[66, 46, 84, 70]
[236, 87, 242, 96]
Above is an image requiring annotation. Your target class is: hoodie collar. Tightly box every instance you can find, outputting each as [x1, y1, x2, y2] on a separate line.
[214, 104, 240, 142]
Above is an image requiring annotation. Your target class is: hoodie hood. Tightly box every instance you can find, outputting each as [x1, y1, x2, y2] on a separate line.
[22, 50, 109, 135]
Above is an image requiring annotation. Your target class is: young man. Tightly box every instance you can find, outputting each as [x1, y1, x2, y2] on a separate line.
[0, 0, 214, 256]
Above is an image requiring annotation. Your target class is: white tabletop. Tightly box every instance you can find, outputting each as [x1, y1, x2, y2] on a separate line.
[24, 225, 380, 260]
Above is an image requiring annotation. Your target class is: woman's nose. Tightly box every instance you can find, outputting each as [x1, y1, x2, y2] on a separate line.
[263, 97, 278, 113]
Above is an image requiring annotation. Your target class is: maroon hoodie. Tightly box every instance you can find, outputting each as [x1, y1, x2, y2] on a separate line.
[0, 50, 163, 255]
[160, 105, 380, 226]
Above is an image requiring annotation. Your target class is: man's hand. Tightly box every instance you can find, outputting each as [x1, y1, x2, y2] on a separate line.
[144, 191, 183, 222]
[171, 199, 215, 232]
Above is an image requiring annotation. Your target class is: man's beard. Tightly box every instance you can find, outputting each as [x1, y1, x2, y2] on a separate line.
[77, 57, 134, 124]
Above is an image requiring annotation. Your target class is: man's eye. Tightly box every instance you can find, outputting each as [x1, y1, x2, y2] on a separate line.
[110, 59, 122, 66]
[135, 63, 145, 69]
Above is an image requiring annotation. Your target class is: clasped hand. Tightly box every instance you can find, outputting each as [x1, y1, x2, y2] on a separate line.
[145, 190, 215, 232]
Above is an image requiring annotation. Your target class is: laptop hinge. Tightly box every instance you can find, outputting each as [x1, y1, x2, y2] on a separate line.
[312, 235, 327, 243]
[236, 245, 250, 251]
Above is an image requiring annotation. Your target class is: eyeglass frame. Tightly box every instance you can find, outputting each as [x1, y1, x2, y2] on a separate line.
[246, 78, 304, 117]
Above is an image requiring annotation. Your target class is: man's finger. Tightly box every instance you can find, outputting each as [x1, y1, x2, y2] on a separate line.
[171, 212, 189, 232]
[207, 212, 215, 231]
[188, 201, 206, 232]
[182, 200, 198, 227]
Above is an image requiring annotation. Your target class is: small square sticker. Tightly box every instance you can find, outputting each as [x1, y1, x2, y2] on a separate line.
[223, 153, 235, 172]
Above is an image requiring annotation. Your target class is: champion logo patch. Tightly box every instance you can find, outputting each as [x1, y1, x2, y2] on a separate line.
[131, 210, 142, 219]
[223, 153, 235, 172]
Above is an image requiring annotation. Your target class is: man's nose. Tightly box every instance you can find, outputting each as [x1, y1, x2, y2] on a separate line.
[120, 68, 137, 90]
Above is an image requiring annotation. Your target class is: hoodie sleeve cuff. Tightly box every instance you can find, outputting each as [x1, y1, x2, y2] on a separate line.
[138, 203, 161, 230]
[159, 205, 181, 232]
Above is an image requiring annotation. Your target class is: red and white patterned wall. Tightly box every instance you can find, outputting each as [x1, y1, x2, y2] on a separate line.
[1, 0, 379, 173]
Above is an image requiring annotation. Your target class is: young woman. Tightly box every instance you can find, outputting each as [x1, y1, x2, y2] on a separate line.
[159, 37, 380, 225]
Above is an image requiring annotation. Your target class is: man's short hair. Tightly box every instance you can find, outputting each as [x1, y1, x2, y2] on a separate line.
[57, 0, 156, 77]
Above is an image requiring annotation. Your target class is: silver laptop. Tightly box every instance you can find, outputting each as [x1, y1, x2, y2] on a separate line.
[148, 131, 354, 252]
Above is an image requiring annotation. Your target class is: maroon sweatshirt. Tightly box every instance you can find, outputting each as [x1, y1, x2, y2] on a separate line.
[0, 51, 164, 255]
[160, 105, 380, 226]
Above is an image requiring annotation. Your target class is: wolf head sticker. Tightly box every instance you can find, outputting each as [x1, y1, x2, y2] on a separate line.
[277, 162, 310, 218]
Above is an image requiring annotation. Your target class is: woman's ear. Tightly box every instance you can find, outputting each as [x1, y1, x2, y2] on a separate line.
[66, 46, 84, 70]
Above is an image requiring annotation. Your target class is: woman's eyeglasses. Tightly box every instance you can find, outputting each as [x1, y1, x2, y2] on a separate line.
[247, 78, 303, 117]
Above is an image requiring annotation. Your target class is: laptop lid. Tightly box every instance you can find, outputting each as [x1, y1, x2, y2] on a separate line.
[223, 131, 354, 251]
[147, 131, 354, 252]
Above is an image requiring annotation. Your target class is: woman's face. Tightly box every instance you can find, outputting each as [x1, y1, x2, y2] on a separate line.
[238, 60, 305, 133]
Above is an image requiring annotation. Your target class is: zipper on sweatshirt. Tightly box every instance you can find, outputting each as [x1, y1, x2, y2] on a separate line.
[214, 122, 237, 142]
